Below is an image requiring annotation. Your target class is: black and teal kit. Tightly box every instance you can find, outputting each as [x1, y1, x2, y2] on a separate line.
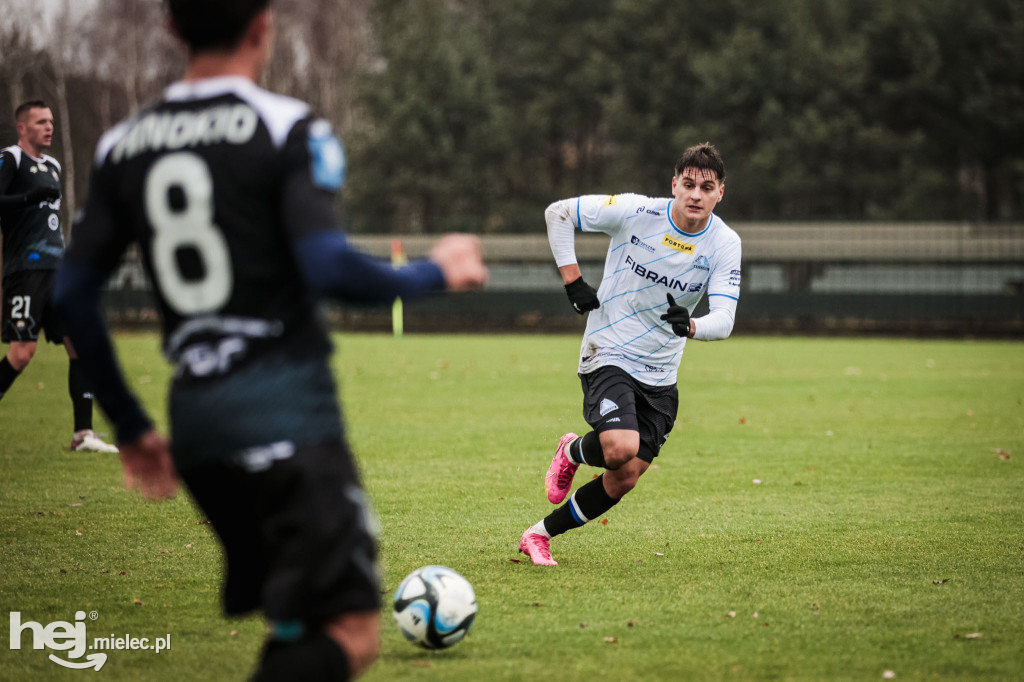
[54, 76, 447, 622]
[0, 146, 65, 344]
[0, 145, 64, 274]
[56, 77, 444, 462]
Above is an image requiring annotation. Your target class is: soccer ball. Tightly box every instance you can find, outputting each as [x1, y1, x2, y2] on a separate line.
[392, 565, 477, 649]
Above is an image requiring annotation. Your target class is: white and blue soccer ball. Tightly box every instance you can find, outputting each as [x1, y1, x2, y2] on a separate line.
[392, 565, 477, 649]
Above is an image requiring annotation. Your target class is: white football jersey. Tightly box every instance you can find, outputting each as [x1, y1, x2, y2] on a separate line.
[572, 193, 742, 386]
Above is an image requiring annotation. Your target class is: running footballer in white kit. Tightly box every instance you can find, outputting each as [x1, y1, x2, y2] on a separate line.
[519, 142, 741, 566]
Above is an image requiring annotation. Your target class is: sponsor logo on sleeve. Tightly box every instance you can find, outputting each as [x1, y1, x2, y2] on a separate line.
[661, 234, 696, 254]
[604, 195, 618, 206]
[599, 398, 619, 416]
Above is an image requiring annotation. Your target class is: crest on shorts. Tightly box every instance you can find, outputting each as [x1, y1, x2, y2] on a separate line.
[599, 398, 619, 416]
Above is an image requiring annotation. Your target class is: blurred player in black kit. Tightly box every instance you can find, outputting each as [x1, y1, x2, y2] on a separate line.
[52, 1, 487, 680]
[0, 100, 118, 453]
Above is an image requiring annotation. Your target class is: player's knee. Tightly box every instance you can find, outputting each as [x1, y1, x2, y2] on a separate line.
[600, 432, 640, 469]
[604, 471, 641, 498]
[255, 624, 365, 682]
[325, 610, 380, 677]
[7, 344, 37, 371]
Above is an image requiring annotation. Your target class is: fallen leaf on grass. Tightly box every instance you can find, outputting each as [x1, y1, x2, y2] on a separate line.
[627, 619, 639, 627]
[602, 519, 609, 525]
[603, 637, 618, 644]
[509, 558, 521, 563]
[654, 552, 664, 557]
[932, 579, 950, 585]
[185, 543, 193, 548]
[230, 630, 238, 636]
[964, 632, 983, 639]
[579, 623, 588, 628]
[69, 503, 82, 507]
[133, 599, 142, 606]
[739, 417, 747, 425]
[75, 530, 82, 536]
[882, 671, 895, 679]
[752, 612, 759, 618]
[726, 611, 737, 618]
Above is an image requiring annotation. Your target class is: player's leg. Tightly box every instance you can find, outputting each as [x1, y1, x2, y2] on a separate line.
[1, 273, 41, 400]
[255, 611, 379, 681]
[545, 368, 642, 504]
[522, 370, 676, 565]
[523, 367, 642, 564]
[0, 341, 37, 401]
[183, 440, 381, 681]
[62, 337, 117, 453]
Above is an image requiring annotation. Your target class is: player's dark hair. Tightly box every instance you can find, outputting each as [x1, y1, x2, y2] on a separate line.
[674, 143, 725, 183]
[14, 100, 48, 122]
[165, 0, 271, 51]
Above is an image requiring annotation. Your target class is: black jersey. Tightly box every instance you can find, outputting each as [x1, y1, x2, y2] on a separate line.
[0, 146, 64, 275]
[65, 77, 351, 465]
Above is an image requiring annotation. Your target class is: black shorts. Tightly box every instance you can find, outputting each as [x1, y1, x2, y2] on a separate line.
[580, 366, 679, 463]
[180, 441, 381, 623]
[2, 270, 66, 344]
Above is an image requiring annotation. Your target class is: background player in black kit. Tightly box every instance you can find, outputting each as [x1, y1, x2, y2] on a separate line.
[0, 100, 119, 453]
[52, 1, 487, 680]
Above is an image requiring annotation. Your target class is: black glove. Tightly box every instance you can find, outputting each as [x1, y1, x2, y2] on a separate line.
[564, 277, 600, 315]
[660, 293, 690, 337]
[25, 185, 60, 204]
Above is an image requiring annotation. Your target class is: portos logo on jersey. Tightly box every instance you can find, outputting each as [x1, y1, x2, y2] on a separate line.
[661, 234, 695, 254]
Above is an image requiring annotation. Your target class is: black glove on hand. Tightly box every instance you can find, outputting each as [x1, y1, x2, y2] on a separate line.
[564, 277, 600, 315]
[660, 293, 691, 337]
[25, 185, 60, 204]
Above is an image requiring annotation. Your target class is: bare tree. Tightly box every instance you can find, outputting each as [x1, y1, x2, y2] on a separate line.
[81, 0, 181, 121]
[269, 0, 373, 129]
[0, 1, 43, 113]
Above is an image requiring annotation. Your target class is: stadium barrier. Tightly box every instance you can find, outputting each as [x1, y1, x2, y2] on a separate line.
[4, 223, 1018, 336]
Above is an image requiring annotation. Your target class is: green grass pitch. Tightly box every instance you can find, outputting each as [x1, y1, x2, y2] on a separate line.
[1, 333, 1022, 681]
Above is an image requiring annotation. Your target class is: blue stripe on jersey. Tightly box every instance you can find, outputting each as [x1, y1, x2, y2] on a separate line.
[603, 263, 633, 282]
[590, 300, 666, 335]
[576, 198, 582, 231]
[708, 292, 739, 301]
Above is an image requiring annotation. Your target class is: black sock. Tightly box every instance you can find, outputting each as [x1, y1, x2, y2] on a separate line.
[542, 475, 620, 537]
[0, 356, 21, 402]
[68, 359, 94, 432]
[253, 631, 351, 682]
[569, 431, 606, 467]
